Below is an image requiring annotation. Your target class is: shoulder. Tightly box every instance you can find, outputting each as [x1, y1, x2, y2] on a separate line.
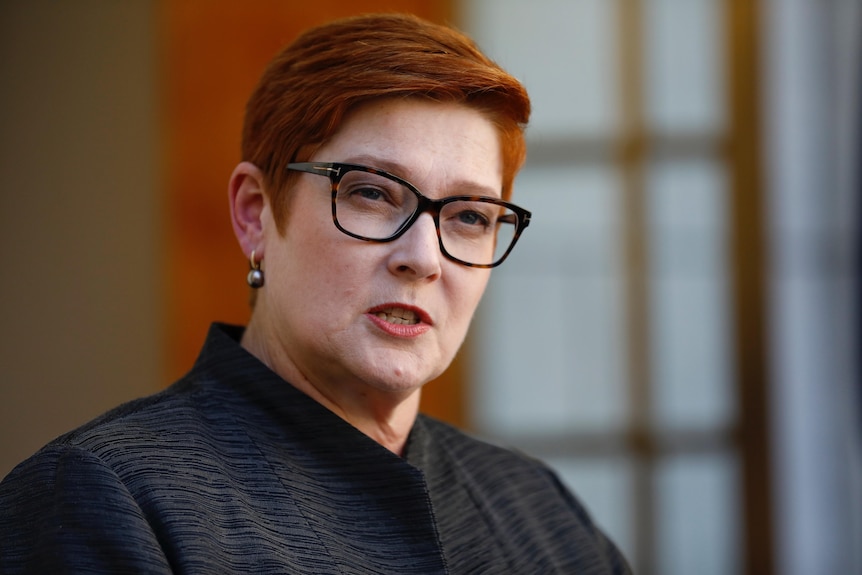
[52, 377, 209, 456]
[418, 415, 586, 513]
[0, 442, 173, 573]
[0, 375, 239, 571]
[417, 415, 632, 573]
[419, 415, 561, 483]
[3, 371, 234, 497]
[1, 443, 150, 520]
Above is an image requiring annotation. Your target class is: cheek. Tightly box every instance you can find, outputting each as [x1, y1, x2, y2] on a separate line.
[282, 222, 346, 283]
[448, 271, 491, 325]
[294, 243, 372, 314]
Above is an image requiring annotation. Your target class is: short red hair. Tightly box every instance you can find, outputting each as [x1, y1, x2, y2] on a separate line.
[241, 13, 531, 230]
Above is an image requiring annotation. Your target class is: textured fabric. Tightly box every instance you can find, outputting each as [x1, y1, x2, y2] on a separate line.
[1, 323, 630, 574]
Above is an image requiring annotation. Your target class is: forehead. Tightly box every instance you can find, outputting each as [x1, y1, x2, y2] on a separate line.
[312, 99, 503, 197]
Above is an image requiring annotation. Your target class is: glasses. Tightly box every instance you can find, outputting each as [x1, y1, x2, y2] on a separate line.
[286, 162, 531, 268]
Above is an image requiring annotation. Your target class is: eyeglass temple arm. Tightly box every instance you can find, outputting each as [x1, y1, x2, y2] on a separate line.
[499, 213, 529, 227]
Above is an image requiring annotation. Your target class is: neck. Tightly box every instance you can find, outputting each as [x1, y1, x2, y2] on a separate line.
[240, 322, 420, 456]
[305, 384, 421, 456]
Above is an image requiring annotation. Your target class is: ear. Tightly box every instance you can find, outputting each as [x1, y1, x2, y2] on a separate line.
[229, 161, 268, 260]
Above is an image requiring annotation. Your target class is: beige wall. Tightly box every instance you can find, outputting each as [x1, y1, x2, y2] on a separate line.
[0, 1, 163, 477]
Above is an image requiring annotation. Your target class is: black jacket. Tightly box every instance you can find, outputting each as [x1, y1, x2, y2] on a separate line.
[0, 323, 630, 574]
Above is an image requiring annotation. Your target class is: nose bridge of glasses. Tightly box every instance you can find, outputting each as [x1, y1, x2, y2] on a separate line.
[392, 206, 441, 246]
[388, 210, 445, 272]
[375, 184, 435, 237]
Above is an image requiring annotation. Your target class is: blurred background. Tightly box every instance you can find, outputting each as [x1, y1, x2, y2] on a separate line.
[0, 1, 859, 573]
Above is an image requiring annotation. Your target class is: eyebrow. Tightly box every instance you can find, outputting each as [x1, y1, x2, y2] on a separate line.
[339, 154, 502, 199]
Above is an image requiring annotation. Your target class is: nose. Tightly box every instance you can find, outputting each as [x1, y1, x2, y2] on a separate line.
[387, 212, 442, 281]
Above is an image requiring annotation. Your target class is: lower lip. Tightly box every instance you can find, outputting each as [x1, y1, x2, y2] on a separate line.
[365, 313, 432, 338]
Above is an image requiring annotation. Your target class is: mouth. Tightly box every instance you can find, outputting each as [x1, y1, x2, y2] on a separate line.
[373, 308, 420, 325]
[367, 303, 432, 327]
[366, 303, 433, 338]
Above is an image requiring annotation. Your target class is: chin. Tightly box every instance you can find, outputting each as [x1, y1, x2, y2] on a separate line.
[365, 373, 427, 396]
[360, 361, 440, 396]
[355, 346, 443, 388]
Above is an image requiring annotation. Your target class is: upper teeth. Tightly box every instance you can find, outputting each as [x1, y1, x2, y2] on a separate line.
[376, 309, 419, 325]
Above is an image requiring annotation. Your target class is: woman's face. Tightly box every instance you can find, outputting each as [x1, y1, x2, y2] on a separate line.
[253, 99, 502, 398]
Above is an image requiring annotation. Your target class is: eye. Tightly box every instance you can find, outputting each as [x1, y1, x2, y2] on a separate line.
[456, 209, 490, 227]
[338, 182, 396, 205]
[337, 170, 407, 208]
[353, 186, 386, 201]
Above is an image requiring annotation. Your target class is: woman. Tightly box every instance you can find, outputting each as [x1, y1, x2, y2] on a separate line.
[0, 13, 630, 574]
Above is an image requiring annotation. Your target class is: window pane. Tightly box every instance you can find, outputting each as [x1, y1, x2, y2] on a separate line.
[460, 0, 621, 138]
[655, 452, 742, 575]
[643, 0, 726, 132]
[472, 165, 628, 434]
[646, 159, 735, 430]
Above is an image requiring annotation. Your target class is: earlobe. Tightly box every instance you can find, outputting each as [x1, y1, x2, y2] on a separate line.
[229, 161, 267, 259]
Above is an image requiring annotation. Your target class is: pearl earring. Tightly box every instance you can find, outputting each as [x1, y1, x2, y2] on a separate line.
[247, 250, 264, 288]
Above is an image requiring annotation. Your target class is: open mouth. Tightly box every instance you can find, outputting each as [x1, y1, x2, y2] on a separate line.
[374, 308, 420, 325]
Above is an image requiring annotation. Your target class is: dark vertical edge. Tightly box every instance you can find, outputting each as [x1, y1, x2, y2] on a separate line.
[617, 0, 656, 573]
[726, 0, 775, 573]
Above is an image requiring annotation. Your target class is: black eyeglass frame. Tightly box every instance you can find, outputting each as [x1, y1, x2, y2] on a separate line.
[286, 162, 531, 268]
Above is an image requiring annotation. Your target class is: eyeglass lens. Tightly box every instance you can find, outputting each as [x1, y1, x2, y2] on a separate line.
[334, 169, 519, 267]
